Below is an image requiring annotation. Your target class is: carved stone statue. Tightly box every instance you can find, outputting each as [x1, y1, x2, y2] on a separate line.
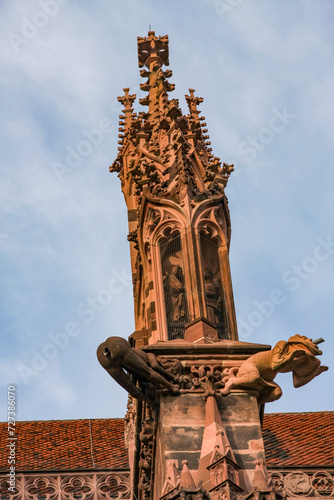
[97, 336, 179, 404]
[220, 335, 328, 403]
[163, 251, 187, 324]
[203, 266, 223, 327]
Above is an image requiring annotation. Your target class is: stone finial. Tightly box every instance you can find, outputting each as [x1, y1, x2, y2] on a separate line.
[251, 460, 272, 491]
[137, 31, 169, 69]
[179, 461, 196, 489]
[243, 460, 278, 500]
[161, 460, 181, 497]
[117, 88, 136, 134]
[185, 88, 204, 123]
[118, 87, 136, 110]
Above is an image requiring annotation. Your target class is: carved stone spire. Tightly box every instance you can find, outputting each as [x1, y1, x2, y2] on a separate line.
[161, 461, 181, 497]
[110, 32, 238, 346]
[197, 396, 242, 496]
[179, 460, 196, 489]
[243, 460, 279, 500]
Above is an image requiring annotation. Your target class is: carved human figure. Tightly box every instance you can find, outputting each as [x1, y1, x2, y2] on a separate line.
[203, 266, 223, 326]
[97, 336, 178, 404]
[220, 335, 328, 403]
[162, 249, 188, 335]
[138, 468, 151, 500]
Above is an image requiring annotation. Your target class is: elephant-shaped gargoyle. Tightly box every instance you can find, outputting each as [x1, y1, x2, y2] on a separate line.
[220, 334, 328, 404]
[97, 336, 179, 404]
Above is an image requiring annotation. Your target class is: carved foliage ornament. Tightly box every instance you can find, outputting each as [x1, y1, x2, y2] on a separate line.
[124, 395, 136, 448]
[112, 31, 233, 215]
[138, 407, 157, 500]
[285, 472, 313, 497]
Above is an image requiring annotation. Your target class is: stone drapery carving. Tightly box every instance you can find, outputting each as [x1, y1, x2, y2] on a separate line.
[220, 335, 328, 403]
[0, 472, 131, 499]
[160, 235, 189, 339]
[97, 337, 179, 404]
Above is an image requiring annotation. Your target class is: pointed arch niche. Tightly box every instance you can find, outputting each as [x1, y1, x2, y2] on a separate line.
[199, 228, 227, 338]
[140, 202, 191, 342]
[137, 199, 238, 344]
[194, 204, 238, 340]
[158, 227, 189, 340]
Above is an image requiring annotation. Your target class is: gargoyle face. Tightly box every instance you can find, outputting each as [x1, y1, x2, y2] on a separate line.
[96, 341, 112, 369]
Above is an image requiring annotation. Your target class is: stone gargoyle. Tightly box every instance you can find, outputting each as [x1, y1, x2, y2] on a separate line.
[97, 336, 179, 404]
[220, 334, 328, 404]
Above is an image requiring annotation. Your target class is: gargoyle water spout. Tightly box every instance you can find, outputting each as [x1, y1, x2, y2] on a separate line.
[97, 336, 179, 404]
[221, 335, 328, 403]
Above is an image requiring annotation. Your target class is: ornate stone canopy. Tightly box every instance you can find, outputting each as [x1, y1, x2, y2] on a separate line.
[111, 31, 237, 346]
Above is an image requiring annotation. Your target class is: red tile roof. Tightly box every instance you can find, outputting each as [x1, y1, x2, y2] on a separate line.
[262, 411, 334, 467]
[0, 418, 128, 471]
[0, 412, 333, 472]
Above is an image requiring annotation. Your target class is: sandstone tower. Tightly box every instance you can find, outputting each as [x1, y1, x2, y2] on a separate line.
[98, 31, 327, 500]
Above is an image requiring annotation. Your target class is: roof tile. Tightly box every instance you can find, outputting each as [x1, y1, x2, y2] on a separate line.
[0, 418, 128, 471]
[263, 411, 334, 467]
[1, 412, 333, 472]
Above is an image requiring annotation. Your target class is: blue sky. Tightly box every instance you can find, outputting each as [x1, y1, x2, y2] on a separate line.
[0, 0, 333, 422]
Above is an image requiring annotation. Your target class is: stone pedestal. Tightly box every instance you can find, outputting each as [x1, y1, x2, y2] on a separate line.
[155, 392, 264, 495]
[184, 318, 219, 344]
[139, 341, 270, 500]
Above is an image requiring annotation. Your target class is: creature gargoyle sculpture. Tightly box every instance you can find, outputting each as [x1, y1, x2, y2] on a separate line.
[220, 335, 328, 404]
[97, 336, 179, 404]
